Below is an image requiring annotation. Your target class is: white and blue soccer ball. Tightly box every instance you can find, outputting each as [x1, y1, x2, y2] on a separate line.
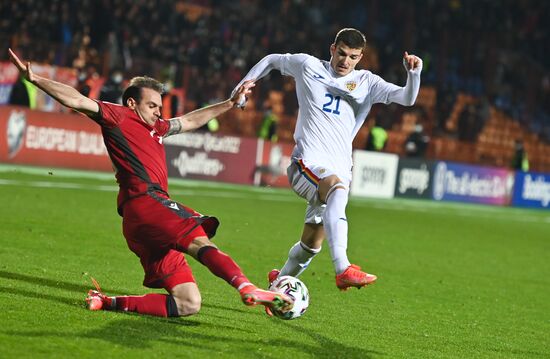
[269, 276, 309, 320]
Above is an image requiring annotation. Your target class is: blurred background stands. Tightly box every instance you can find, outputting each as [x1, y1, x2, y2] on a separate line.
[1, 0, 548, 171]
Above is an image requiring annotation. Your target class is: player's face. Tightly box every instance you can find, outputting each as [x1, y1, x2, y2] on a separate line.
[329, 43, 363, 76]
[129, 88, 163, 125]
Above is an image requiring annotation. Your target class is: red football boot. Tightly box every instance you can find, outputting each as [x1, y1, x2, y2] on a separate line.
[335, 264, 377, 291]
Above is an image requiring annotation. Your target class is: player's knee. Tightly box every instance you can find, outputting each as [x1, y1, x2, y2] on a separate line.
[170, 283, 202, 316]
[318, 176, 346, 203]
[175, 294, 202, 316]
[321, 183, 347, 204]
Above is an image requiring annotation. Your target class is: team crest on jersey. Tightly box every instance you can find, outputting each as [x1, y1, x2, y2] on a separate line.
[345, 81, 357, 91]
[150, 130, 163, 144]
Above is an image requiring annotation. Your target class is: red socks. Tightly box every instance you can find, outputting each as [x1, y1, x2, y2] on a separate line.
[105, 247, 250, 318]
[197, 246, 250, 289]
[114, 294, 177, 317]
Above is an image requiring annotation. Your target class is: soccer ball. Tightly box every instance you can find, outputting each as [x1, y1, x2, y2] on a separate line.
[269, 276, 309, 320]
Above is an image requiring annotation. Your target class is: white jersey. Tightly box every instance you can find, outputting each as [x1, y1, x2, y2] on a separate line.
[235, 53, 421, 181]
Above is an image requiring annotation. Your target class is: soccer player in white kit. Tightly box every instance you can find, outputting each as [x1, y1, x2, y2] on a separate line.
[234, 28, 422, 292]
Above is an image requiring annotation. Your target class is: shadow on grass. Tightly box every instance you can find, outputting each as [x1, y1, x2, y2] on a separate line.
[0, 269, 256, 316]
[1, 269, 382, 357]
[0, 285, 77, 306]
[5, 315, 382, 358]
[0, 270, 124, 295]
[269, 319, 383, 359]
[0, 269, 265, 311]
[201, 302, 249, 315]
[1, 269, 252, 313]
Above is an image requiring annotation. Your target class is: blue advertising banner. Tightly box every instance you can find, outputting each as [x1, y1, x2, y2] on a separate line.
[432, 161, 514, 206]
[512, 172, 550, 209]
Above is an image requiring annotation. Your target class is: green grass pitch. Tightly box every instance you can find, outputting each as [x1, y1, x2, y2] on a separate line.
[0, 165, 548, 358]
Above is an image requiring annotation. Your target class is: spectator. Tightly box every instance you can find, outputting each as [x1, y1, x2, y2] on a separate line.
[457, 104, 478, 142]
[8, 75, 37, 109]
[1, 1, 547, 143]
[404, 124, 430, 157]
[76, 70, 91, 97]
[365, 117, 388, 151]
[99, 69, 124, 104]
[258, 107, 278, 142]
[512, 140, 529, 172]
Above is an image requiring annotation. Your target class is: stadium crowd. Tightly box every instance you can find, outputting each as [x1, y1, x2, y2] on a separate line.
[1, 0, 548, 143]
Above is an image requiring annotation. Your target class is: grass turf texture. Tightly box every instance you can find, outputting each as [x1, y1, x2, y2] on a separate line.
[0, 166, 548, 358]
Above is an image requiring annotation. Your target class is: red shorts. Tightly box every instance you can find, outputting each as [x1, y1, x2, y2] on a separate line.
[121, 191, 219, 290]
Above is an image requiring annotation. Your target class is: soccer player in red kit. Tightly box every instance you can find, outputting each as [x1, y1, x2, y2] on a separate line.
[9, 49, 293, 317]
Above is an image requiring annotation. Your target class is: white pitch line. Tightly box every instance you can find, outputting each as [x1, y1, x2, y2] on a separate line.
[0, 178, 296, 202]
[0, 178, 118, 192]
[1, 178, 548, 224]
[354, 199, 549, 224]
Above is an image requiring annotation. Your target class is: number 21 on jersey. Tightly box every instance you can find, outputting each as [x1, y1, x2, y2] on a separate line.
[322, 93, 341, 115]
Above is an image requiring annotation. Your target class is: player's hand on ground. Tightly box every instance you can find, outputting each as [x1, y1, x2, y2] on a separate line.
[403, 51, 422, 73]
[8, 48, 35, 83]
[231, 80, 255, 109]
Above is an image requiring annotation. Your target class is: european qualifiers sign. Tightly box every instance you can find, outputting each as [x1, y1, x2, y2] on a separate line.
[394, 158, 434, 199]
[0, 106, 111, 171]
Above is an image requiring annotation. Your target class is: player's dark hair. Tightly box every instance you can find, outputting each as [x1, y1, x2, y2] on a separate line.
[122, 76, 165, 107]
[334, 28, 366, 50]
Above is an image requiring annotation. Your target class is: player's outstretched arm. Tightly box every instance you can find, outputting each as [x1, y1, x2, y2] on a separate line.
[231, 54, 293, 108]
[403, 51, 422, 72]
[387, 52, 423, 106]
[8, 48, 99, 116]
[164, 80, 255, 136]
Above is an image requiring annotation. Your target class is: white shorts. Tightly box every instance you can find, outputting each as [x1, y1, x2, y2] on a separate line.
[287, 159, 349, 224]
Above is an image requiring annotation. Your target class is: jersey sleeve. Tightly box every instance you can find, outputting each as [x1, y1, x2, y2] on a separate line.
[89, 101, 126, 128]
[368, 66, 421, 106]
[154, 119, 170, 137]
[278, 53, 310, 77]
[232, 53, 310, 96]
[368, 74, 402, 105]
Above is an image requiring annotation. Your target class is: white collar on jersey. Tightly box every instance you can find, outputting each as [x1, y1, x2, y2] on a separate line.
[325, 60, 355, 79]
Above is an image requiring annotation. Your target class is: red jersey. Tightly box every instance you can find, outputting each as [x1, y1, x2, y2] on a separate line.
[90, 101, 170, 214]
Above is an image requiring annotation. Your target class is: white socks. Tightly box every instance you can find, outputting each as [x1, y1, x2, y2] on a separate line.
[279, 241, 321, 277]
[278, 185, 351, 277]
[322, 186, 351, 274]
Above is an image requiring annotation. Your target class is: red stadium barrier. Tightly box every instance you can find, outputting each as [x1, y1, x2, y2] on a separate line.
[0, 106, 112, 171]
[255, 140, 293, 188]
[164, 132, 258, 185]
[0, 106, 294, 187]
